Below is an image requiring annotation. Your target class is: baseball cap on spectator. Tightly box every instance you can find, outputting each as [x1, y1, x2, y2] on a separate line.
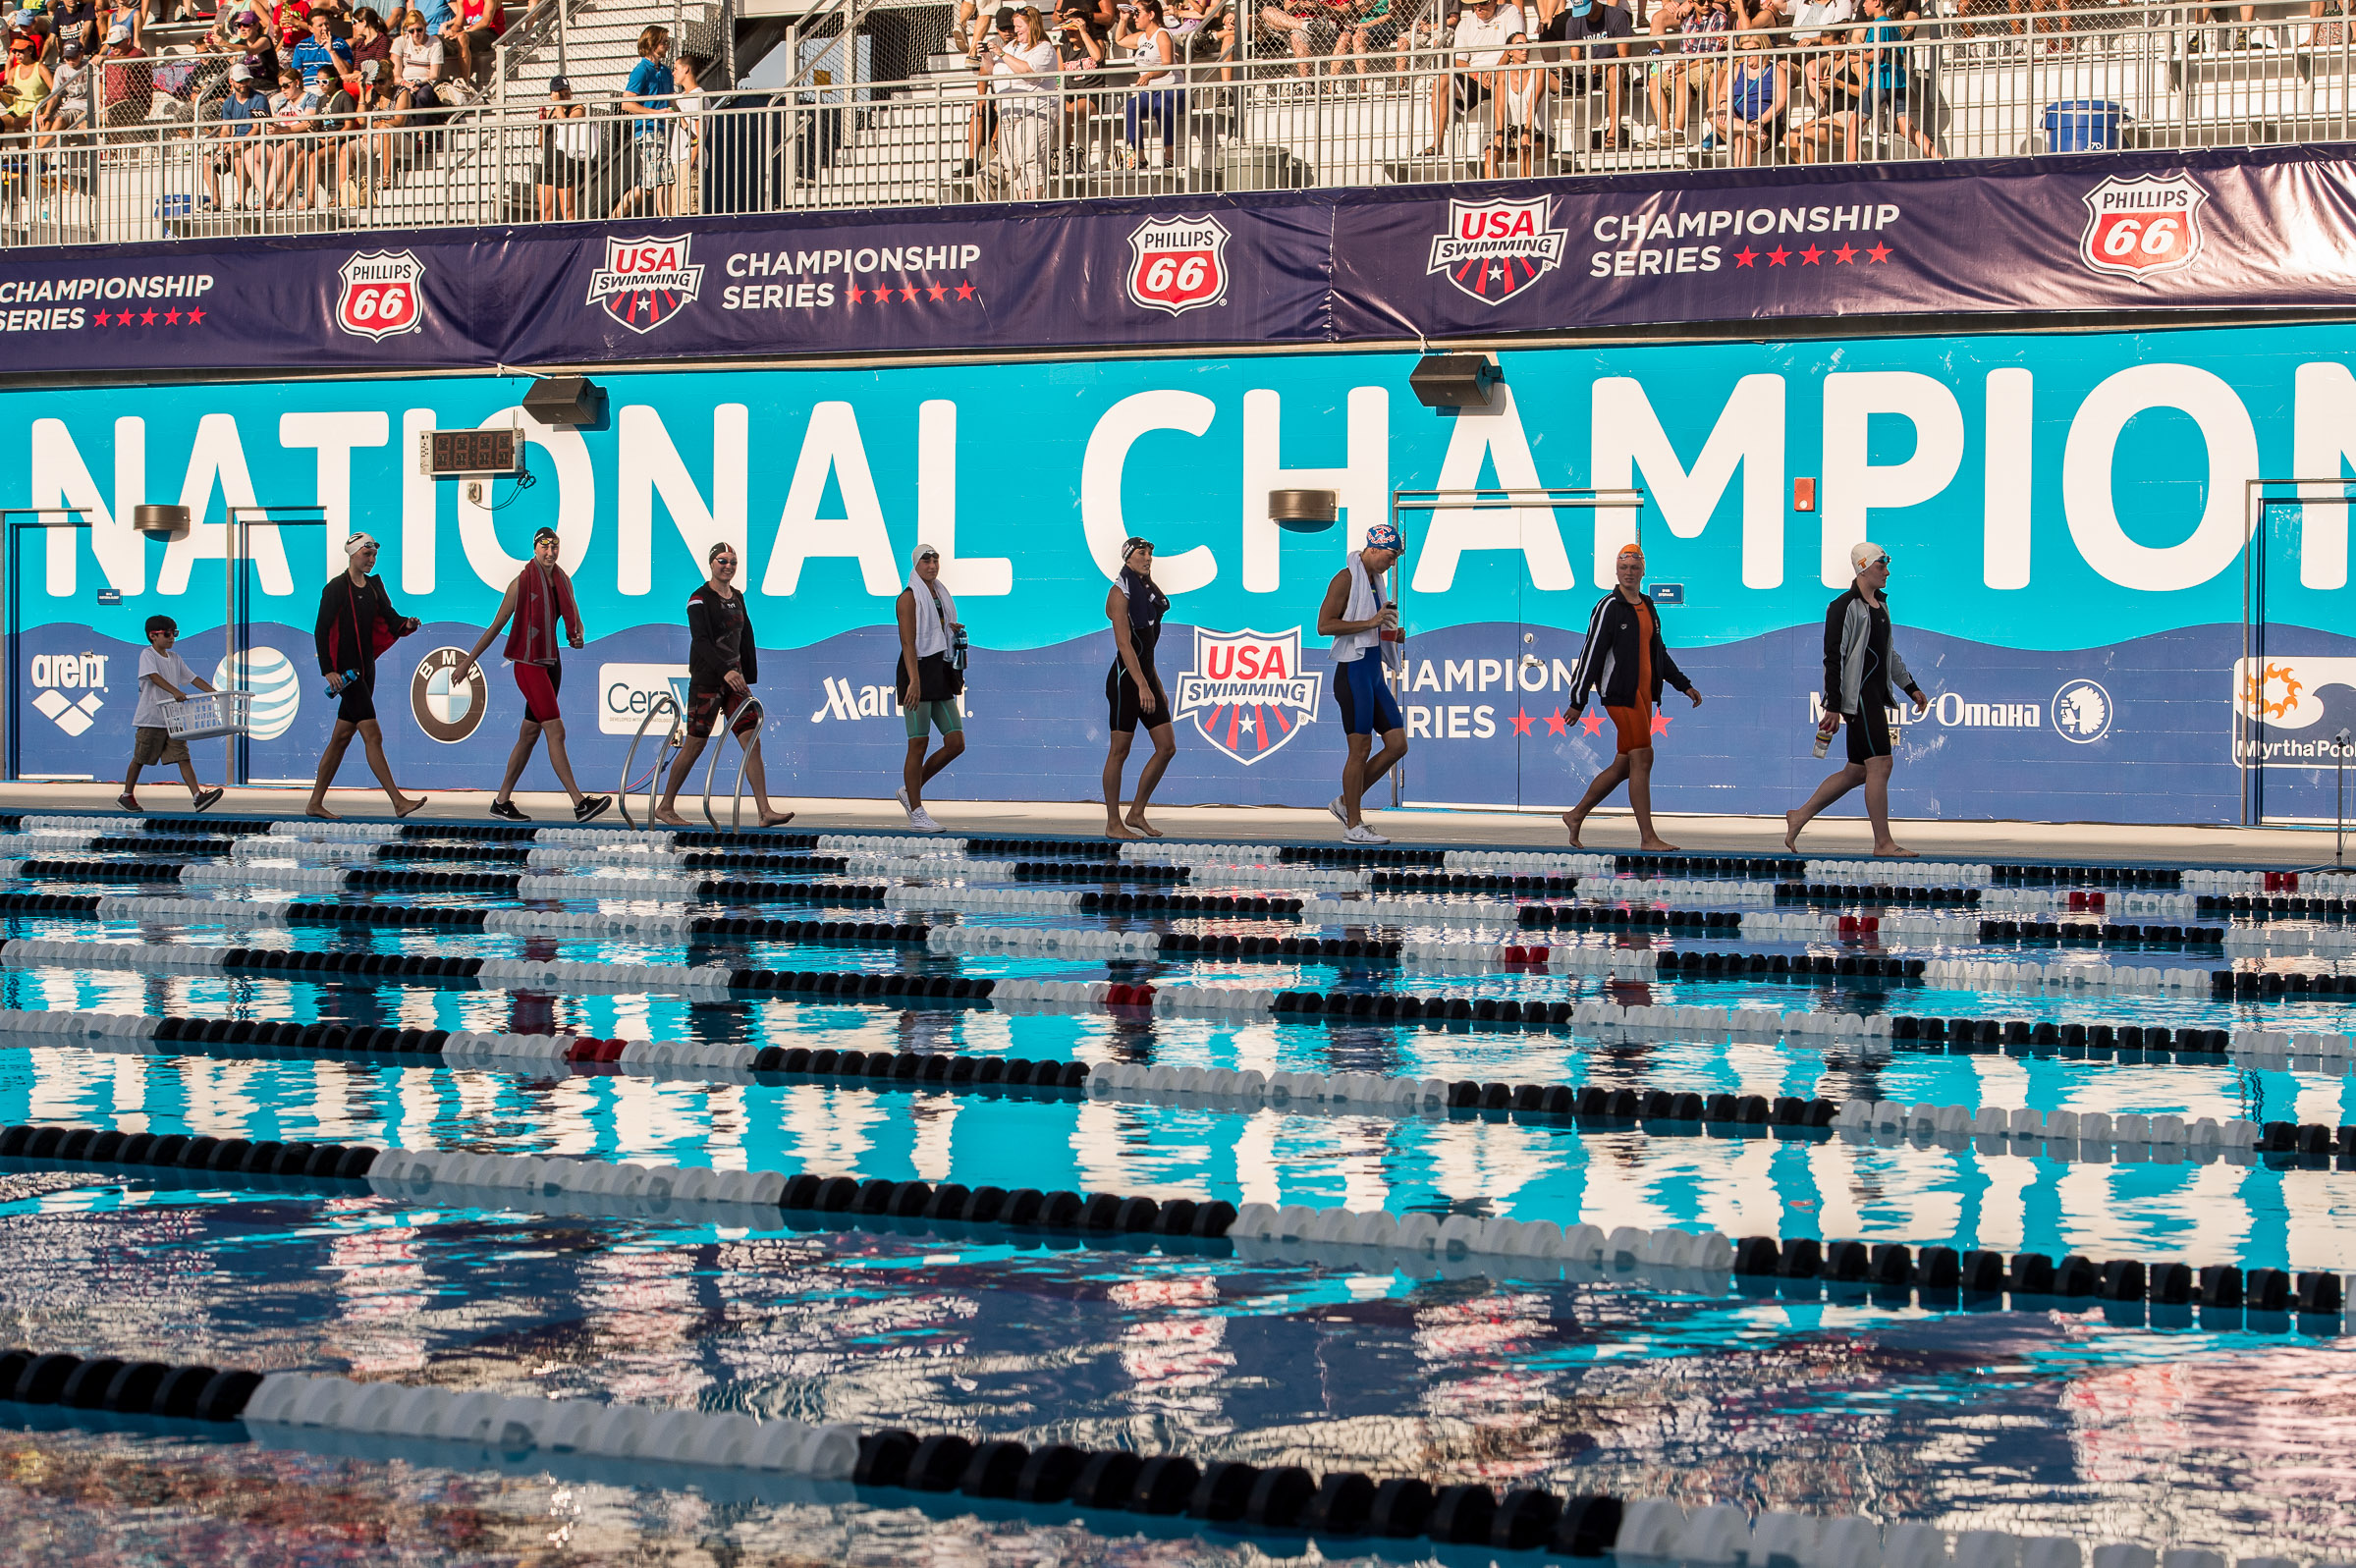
[547, 73, 568, 89]
[228, 58, 251, 78]
[59, 37, 77, 53]
[233, 9, 258, 24]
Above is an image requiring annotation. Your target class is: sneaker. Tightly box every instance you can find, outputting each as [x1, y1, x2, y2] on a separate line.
[897, 785, 916, 820]
[192, 786, 223, 813]
[488, 799, 529, 822]
[1343, 822, 1391, 845]
[909, 807, 946, 835]
[1327, 794, 1348, 826]
[575, 794, 612, 823]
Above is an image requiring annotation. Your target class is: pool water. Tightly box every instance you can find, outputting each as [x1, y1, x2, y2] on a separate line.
[0, 818, 2350, 1564]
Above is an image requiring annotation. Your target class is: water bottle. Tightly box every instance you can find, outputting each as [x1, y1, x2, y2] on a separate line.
[327, 669, 359, 698]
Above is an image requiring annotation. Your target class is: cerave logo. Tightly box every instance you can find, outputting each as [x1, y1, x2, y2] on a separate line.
[586, 235, 706, 334]
[1125, 216, 1230, 316]
[411, 646, 487, 743]
[599, 662, 689, 734]
[1428, 196, 1566, 304]
[2079, 173, 2207, 280]
[1172, 627, 1320, 765]
[336, 250, 425, 341]
[29, 651, 107, 737]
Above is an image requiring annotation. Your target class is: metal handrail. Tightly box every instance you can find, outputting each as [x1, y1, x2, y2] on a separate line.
[700, 695, 766, 833]
[617, 690, 683, 828]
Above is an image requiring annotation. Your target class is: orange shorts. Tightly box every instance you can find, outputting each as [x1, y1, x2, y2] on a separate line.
[1606, 703, 1653, 755]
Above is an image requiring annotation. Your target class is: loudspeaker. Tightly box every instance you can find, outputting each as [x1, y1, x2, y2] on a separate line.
[521, 376, 605, 427]
[1268, 489, 1338, 531]
[133, 505, 190, 534]
[1409, 352, 1501, 409]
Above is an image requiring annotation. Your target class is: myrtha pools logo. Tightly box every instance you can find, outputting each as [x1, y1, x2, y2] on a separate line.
[1171, 628, 1322, 765]
[2078, 174, 2207, 280]
[335, 250, 425, 341]
[1124, 216, 1231, 316]
[586, 235, 707, 333]
[1427, 196, 1567, 304]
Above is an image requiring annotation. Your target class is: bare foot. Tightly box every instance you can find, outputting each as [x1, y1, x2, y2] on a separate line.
[1124, 815, 1165, 838]
[1873, 841, 1919, 858]
[1105, 822, 1140, 840]
[1639, 837, 1681, 852]
[651, 808, 690, 828]
[305, 804, 340, 820]
[1783, 809, 1804, 852]
[393, 794, 429, 819]
[1560, 808, 1586, 848]
[759, 811, 796, 828]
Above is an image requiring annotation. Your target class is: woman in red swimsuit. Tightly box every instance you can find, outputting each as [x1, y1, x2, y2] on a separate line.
[453, 525, 612, 823]
[1560, 542, 1704, 849]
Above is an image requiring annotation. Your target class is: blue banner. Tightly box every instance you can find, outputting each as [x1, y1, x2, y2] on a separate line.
[10, 318, 2355, 821]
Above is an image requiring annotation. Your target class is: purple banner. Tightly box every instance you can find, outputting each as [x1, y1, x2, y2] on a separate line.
[5, 141, 2352, 374]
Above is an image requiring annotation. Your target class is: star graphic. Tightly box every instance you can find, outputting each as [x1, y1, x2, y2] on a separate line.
[1767, 246, 1790, 266]
[1579, 712, 1605, 736]
[1734, 246, 1758, 268]
[1651, 711, 1672, 734]
[1832, 243, 1857, 264]
[955, 281, 976, 300]
[91, 310, 109, 326]
[138, 308, 157, 325]
[1509, 710, 1534, 736]
[1799, 244, 1825, 265]
[1867, 243, 1892, 263]
[898, 285, 917, 302]
[115, 309, 133, 326]
[163, 308, 182, 324]
[1546, 713, 1567, 735]
[926, 282, 949, 301]
[186, 306, 203, 324]
[848, 285, 866, 303]
[1239, 713, 1256, 733]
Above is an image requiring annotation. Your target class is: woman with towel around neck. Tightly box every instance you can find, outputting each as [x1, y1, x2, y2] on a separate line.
[651, 540, 795, 829]
[1560, 541, 1703, 850]
[1103, 536, 1177, 838]
[896, 541, 967, 835]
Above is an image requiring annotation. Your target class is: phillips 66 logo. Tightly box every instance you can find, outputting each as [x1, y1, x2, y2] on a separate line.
[2079, 173, 2207, 280]
[335, 249, 425, 340]
[1125, 215, 1230, 316]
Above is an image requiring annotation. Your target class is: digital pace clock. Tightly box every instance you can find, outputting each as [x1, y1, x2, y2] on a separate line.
[417, 427, 523, 476]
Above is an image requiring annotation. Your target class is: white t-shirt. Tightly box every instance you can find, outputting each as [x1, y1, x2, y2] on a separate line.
[1788, 0, 1853, 37]
[392, 34, 442, 84]
[1452, 3, 1528, 68]
[990, 39, 1056, 104]
[136, 646, 197, 730]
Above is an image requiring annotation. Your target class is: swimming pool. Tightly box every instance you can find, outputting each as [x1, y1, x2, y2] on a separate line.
[0, 813, 2348, 1565]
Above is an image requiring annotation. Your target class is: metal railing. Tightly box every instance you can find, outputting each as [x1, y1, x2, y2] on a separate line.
[2, 0, 2350, 247]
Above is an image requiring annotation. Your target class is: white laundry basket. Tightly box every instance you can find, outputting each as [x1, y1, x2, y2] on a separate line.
[161, 690, 251, 741]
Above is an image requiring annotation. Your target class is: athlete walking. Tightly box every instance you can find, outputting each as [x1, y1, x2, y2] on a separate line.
[1103, 536, 1178, 839]
[651, 541, 795, 829]
[1784, 540, 1928, 857]
[1315, 522, 1409, 845]
[305, 532, 427, 820]
[1561, 542, 1703, 849]
[451, 525, 612, 823]
[896, 542, 967, 835]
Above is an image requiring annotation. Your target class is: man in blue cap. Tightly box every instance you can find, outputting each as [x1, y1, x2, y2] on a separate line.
[1536, 0, 1631, 148]
[1315, 522, 1409, 845]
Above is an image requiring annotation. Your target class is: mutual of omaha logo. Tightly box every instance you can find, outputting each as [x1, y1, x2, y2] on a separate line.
[1124, 215, 1230, 316]
[1427, 196, 1566, 304]
[2051, 679, 2112, 744]
[2079, 173, 2207, 280]
[335, 249, 425, 341]
[411, 646, 487, 744]
[1172, 627, 1322, 766]
[586, 235, 707, 334]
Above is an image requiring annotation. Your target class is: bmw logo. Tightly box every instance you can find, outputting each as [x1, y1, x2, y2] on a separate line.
[411, 646, 488, 744]
[2052, 679, 2113, 744]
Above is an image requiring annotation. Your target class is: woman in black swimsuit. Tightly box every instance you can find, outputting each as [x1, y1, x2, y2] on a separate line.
[1102, 536, 1177, 838]
[652, 541, 794, 828]
[304, 532, 427, 820]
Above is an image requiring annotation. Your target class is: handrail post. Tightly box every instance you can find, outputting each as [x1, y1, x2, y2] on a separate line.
[618, 693, 683, 827]
[700, 697, 766, 832]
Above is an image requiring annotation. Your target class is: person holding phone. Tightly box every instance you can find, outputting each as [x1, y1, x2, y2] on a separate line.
[1783, 540, 1928, 856]
[896, 542, 966, 835]
[535, 73, 589, 217]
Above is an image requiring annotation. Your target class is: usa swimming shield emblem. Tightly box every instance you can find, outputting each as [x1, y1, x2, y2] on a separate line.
[1172, 627, 1322, 766]
[1125, 215, 1230, 315]
[585, 234, 706, 333]
[2079, 173, 2207, 280]
[1427, 196, 1565, 303]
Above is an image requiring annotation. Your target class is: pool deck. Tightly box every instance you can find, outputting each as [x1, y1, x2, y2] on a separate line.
[25, 781, 2356, 870]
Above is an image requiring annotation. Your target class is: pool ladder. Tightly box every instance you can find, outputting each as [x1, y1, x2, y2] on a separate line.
[616, 692, 768, 834]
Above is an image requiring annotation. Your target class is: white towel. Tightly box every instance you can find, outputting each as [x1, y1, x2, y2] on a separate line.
[1331, 553, 1383, 663]
[910, 576, 959, 659]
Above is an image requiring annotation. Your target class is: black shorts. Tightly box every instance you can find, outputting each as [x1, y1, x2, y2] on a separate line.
[1451, 75, 1491, 112]
[337, 673, 377, 725]
[1107, 664, 1169, 733]
[1845, 695, 1893, 764]
[686, 684, 760, 740]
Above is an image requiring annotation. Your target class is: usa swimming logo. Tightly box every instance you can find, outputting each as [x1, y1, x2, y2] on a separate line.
[586, 235, 706, 334]
[1427, 196, 1566, 304]
[1172, 627, 1321, 766]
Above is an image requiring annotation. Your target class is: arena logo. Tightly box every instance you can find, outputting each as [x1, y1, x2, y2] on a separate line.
[411, 647, 488, 744]
[2079, 173, 2207, 281]
[1171, 627, 1322, 766]
[1427, 196, 1567, 304]
[599, 663, 690, 735]
[335, 250, 425, 341]
[27, 651, 107, 737]
[1124, 216, 1230, 316]
[587, 236, 706, 334]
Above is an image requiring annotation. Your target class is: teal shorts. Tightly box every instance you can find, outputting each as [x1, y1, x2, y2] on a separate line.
[905, 699, 964, 739]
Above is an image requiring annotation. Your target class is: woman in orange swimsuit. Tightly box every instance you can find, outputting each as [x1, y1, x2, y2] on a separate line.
[1560, 542, 1704, 849]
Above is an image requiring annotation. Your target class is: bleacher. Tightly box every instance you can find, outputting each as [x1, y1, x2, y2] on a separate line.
[0, 0, 2348, 247]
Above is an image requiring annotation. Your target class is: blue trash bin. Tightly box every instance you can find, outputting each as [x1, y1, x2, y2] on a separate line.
[2044, 99, 2126, 151]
